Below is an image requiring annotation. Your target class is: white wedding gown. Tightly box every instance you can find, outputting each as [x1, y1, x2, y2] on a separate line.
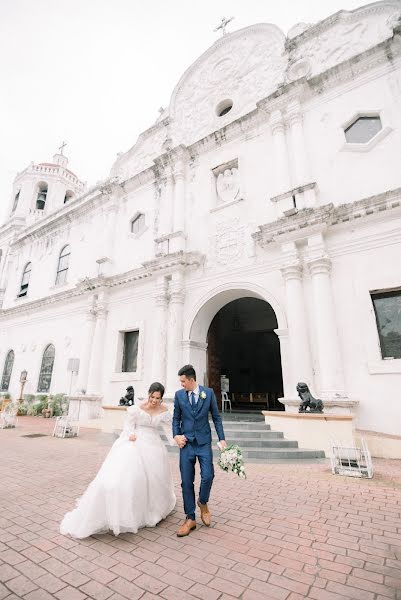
[60, 405, 176, 538]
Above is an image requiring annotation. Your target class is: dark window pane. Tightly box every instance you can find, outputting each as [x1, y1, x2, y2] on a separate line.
[345, 116, 382, 143]
[1, 350, 14, 391]
[37, 344, 55, 392]
[122, 331, 139, 372]
[131, 214, 145, 234]
[372, 292, 401, 359]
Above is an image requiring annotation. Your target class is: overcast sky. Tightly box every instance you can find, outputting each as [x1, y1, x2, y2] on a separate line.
[0, 0, 365, 224]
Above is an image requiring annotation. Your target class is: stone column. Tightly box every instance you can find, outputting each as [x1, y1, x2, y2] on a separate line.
[165, 271, 185, 397]
[281, 254, 313, 394]
[307, 248, 345, 398]
[273, 328, 291, 399]
[86, 294, 108, 395]
[76, 306, 97, 394]
[151, 277, 169, 384]
[286, 99, 309, 188]
[269, 109, 291, 195]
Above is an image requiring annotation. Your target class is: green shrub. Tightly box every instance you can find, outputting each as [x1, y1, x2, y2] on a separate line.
[17, 404, 28, 416]
[48, 394, 65, 417]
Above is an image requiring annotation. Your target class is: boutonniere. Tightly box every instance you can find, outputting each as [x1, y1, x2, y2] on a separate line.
[199, 391, 207, 400]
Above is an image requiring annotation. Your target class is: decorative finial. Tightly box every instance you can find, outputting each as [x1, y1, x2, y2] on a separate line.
[213, 16, 234, 37]
[58, 141, 67, 155]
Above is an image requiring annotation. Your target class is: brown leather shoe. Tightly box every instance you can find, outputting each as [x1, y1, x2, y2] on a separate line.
[177, 519, 196, 537]
[197, 500, 211, 526]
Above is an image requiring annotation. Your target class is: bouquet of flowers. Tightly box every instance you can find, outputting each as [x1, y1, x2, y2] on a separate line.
[217, 443, 246, 479]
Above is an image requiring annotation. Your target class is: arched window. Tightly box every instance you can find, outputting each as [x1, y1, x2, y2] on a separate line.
[64, 190, 74, 204]
[37, 344, 55, 393]
[1, 350, 15, 391]
[18, 262, 32, 297]
[12, 191, 20, 213]
[55, 245, 70, 286]
[36, 183, 48, 210]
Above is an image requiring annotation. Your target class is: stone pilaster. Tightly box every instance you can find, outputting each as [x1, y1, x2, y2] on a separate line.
[86, 293, 108, 395]
[269, 109, 291, 196]
[281, 247, 313, 394]
[306, 240, 345, 398]
[165, 271, 185, 396]
[151, 277, 169, 384]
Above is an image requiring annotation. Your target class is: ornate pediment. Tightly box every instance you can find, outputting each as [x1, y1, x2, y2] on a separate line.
[288, 1, 401, 81]
[169, 24, 287, 146]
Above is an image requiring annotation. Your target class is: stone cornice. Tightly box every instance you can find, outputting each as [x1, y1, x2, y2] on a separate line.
[0, 251, 204, 320]
[142, 251, 204, 274]
[286, 1, 401, 49]
[254, 187, 401, 246]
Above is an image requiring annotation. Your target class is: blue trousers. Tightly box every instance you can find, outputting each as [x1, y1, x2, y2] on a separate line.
[179, 440, 214, 520]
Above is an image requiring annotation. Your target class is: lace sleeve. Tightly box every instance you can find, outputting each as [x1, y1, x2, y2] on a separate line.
[119, 406, 137, 442]
[159, 407, 175, 446]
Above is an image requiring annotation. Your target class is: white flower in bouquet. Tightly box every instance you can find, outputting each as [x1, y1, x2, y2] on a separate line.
[217, 444, 246, 479]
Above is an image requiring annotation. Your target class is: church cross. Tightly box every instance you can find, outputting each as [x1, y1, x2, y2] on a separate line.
[58, 141, 67, 155]
[213, 16, 234, 37]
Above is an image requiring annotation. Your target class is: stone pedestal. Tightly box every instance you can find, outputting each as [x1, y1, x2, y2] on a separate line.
[101, 405, 127, 433]
[263, 411, 354, 455]
[68, 395, 102, 422]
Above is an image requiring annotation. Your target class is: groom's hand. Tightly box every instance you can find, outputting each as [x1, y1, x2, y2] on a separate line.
[219, 440, 227, 450]
[174, 435, 187, 448]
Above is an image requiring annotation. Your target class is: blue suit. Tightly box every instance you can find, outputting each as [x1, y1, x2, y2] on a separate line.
[173, 386, 225, 520]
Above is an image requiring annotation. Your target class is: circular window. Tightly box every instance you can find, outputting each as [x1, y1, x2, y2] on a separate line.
[216, 99, 233, 117]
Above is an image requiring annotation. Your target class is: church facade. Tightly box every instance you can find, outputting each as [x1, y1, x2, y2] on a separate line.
[1, 2, 401, 440]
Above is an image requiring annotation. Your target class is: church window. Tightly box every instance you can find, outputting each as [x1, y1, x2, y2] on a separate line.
[371, 290, 401, 359]
[12, 191, 20, 212]
[37, 344, 55, 393]
[36, 184, 48, 210]
[130, 213, 145, 234]
[64, 190, 74, 204]
[344, 116, 382, 144]
[55, 245, 70, 286]
[1, 350, 15, 391]
[216, 99, 233, 117]
[18, 262, 32, 297]
[122, 331, 139, 372]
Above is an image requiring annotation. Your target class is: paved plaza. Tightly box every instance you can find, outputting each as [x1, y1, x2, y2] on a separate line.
[1, 417, 401, 600]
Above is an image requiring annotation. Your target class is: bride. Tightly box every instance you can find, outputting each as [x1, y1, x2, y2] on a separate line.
[60, 382, 176, 538]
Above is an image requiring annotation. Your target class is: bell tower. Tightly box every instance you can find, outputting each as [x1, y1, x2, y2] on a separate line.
[7, 144, 86, 225]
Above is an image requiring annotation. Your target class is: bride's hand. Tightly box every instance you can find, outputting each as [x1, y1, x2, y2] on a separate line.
[129, 434, 137, 442]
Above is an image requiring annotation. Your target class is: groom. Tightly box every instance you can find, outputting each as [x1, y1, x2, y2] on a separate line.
[173, 364, 227, 537]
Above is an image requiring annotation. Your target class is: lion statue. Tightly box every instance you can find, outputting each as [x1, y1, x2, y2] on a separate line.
[297, 382, 324, 413]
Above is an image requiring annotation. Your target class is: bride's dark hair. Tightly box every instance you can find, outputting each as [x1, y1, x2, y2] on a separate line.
[148, 382, 165, 398]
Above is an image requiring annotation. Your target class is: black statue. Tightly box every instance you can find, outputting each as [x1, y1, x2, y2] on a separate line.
[297, 382, 324, 413]
[119, 385, 135, 406]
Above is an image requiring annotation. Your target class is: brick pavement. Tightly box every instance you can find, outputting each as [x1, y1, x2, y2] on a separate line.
[1, 416, 401, 600]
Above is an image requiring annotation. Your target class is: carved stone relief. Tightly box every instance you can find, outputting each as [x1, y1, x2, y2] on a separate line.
[215, 168, 240, 205]
[213, 218, 245, 265]
[170, 25, 287, 146]
[292, 6, 401, 78]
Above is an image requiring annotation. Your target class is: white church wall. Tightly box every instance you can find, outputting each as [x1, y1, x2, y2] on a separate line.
[304, 64, 401, 208]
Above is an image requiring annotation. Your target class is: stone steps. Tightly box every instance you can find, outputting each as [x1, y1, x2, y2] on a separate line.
[164, 417, 325, 462]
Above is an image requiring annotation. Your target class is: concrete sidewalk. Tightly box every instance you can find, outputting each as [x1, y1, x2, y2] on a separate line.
[1, 416, 401, 600]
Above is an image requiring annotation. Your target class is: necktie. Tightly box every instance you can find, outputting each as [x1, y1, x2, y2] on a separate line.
[190, 392, 195, 407]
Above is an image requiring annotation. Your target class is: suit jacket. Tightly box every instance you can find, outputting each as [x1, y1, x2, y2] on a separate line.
[172, 386, 225, 445]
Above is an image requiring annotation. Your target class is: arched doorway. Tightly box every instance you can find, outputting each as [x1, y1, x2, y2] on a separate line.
[206, 297, 284, 411]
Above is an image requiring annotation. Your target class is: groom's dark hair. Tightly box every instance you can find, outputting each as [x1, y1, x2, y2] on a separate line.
[178, 364, 196, 380]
